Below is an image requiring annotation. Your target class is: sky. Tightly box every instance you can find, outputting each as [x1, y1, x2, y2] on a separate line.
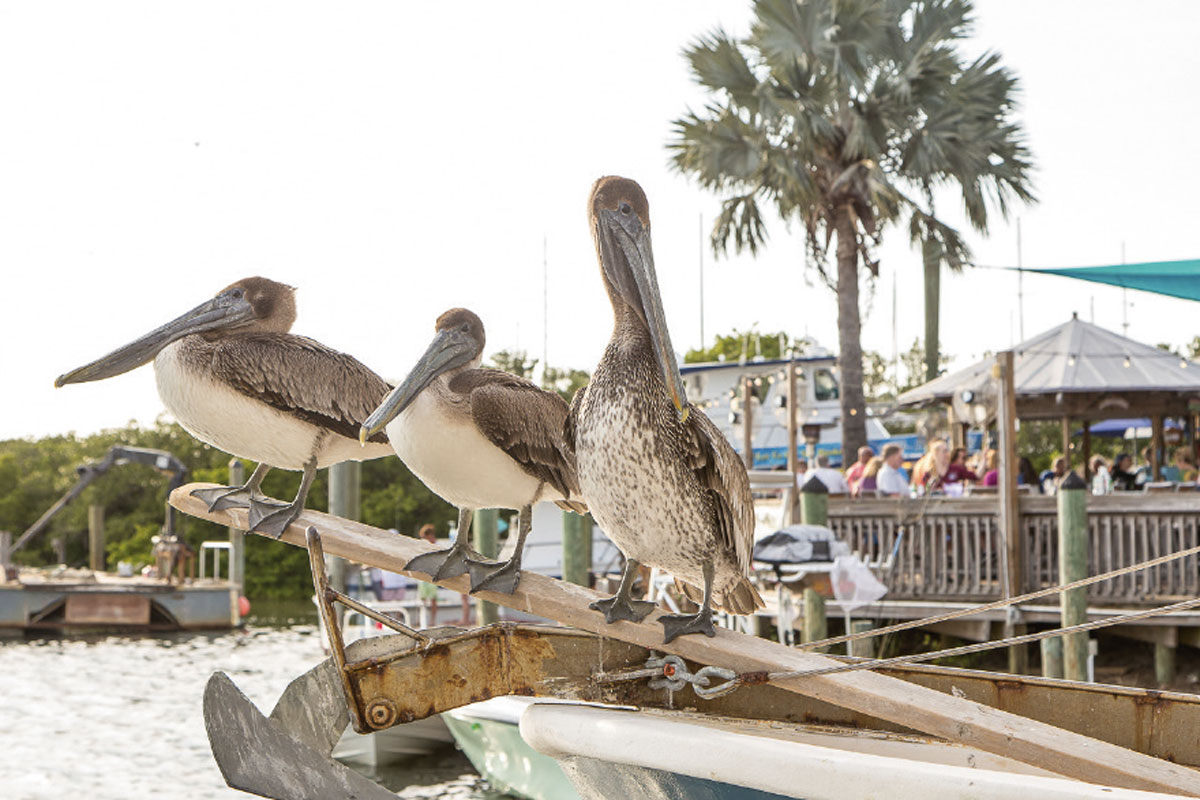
[4, 0, 1200, 441]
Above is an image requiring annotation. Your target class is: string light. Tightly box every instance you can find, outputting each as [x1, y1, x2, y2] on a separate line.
[1123, 356, 1132, 368]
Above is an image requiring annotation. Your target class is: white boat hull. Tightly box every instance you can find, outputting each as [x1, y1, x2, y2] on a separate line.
[520, 703, 1192, 800]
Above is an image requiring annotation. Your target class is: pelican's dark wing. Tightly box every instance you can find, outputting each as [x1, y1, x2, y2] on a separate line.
[209, 333, 391, 444]
[684, 405, 755, 573]
[449, 369, 584, 507]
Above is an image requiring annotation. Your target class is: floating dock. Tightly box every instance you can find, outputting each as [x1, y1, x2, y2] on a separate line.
[0, 567, 237, 632]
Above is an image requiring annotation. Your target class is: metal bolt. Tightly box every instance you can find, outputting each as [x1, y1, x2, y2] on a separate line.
[365, 698, 397, 730]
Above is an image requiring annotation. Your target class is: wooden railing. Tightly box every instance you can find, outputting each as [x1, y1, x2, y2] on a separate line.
[825, 494, 1200, 605]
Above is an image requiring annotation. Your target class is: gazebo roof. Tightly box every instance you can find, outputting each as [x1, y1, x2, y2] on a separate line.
[897, 315, 1200, 420]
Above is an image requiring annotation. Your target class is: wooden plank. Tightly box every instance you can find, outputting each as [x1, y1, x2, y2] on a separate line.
[170, 484, 1200, 796]
[65, 593, 150, 625]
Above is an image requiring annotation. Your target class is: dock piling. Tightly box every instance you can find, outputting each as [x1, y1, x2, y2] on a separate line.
[562, 511, 591, 588]
[327, 462, 361, 594]
[799, 477, 829, 651]
[88, 504, 105, 573]
[1057, 471, 1089, 681]
[475, 509, 499, 625]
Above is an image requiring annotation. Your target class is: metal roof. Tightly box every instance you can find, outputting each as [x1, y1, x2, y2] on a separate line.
[897, 315, 1200, 408]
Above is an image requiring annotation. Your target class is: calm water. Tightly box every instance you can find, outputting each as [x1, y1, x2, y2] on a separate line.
[0, 602, 509, 799]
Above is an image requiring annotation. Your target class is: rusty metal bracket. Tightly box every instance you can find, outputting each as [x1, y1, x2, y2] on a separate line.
[305, 526, 431, 732]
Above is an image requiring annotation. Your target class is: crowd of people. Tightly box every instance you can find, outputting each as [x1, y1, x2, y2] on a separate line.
[797, 439, 1200, 498]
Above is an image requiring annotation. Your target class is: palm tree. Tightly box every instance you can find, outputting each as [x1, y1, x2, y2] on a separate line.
[670, 0, 1035, 453]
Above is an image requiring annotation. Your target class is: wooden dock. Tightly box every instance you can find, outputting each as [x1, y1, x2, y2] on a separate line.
[171, 482, 1200, 796]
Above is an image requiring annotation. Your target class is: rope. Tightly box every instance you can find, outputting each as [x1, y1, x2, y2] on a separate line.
[798, 539, 1200, 653]
[769, 596, 1200, 681]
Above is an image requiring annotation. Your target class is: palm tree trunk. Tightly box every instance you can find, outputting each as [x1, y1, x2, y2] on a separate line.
[834, 205, 867, 457]
[923, 237, 940, 383]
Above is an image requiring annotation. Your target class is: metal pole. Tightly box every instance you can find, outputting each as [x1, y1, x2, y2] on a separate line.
[327, 461, 361, 594]
[742, 376, 755, 470]
[1016, 218, 1024, 342]
[474, 509, 500, 625]
[1057, 471, 1089, 681]
[784, 353, 799, 525]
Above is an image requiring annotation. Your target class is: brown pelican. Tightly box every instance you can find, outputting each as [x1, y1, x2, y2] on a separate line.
[359, 308, 586, 594]
[572, 176, 762, 643]
[55, 277, 393, 537]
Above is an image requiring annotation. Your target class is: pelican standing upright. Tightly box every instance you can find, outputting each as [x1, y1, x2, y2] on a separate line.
[571, 176, 762, 643]
[360, 308, 586, 594]
[56, 277, 394, 536]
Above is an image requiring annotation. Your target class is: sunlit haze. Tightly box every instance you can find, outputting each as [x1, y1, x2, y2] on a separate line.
[4, 1, 1199, 440]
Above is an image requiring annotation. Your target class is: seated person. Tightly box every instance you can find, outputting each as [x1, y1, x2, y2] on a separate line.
[1111, 453, 1137, 491]
[854, 456, 884, 496]
[981, 449, 999, 486]
[1175, 447, 1199, 482]
[876, 444, 910, 496]
[944, 447, 978, 485]
[1039, 456, 1067, 495]
[809, 454, 850, 494]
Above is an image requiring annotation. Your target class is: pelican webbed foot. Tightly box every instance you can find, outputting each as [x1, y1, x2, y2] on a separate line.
[406, 545, 486, 582]
[589, 593, 657, 624]
[248, 500, 305, 539]
[659, 609, 716, 643]
[467, 504, 534, 595]
[659, 562, 717, 643]
[191, 462, 276, 513]
[589, 557, 656, 623]
[245, 459, 315, 540]
[468, 556, 521, 595]
[405, 508, 485, 582]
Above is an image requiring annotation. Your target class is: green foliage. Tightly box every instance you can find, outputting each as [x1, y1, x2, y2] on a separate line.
[542, 365, 591, 403]
[0, 419, 458, 601]
[684, 329, 812, 364]
[488, 350, 538, 379]
[862, 350, 894, 402]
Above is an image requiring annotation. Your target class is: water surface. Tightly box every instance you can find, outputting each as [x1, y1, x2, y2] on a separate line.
[0, 602, 505, 799]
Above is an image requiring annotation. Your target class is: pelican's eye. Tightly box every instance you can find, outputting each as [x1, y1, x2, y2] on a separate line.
[231, 288, 244, 300]
[619, 201, 632, 215]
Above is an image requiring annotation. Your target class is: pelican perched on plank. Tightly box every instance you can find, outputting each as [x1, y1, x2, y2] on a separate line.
[360, 308, 586, 594]
[56, 277, 393, 536]
[571, 176, 763, 643]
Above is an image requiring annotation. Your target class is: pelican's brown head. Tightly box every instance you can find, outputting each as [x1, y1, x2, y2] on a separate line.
[360, 307, 486, 443]
[215, 276, 297, 335]
[587, 175, 688, 421]
[56, 275, 297, 387]
[434, 307, 486, 367]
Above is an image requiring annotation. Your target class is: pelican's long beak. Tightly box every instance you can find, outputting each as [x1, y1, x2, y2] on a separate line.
[360, 328, 476, 444]
[598, 209, 689, 422]
[55, 293, 257, 387]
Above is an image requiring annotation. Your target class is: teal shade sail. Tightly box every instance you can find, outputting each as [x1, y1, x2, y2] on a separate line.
[1029, 259, 1200, 303]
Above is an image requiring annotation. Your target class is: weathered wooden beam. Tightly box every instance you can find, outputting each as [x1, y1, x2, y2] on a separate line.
[997, 352, 1027, 674]
[170, 484, 1200, 796]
